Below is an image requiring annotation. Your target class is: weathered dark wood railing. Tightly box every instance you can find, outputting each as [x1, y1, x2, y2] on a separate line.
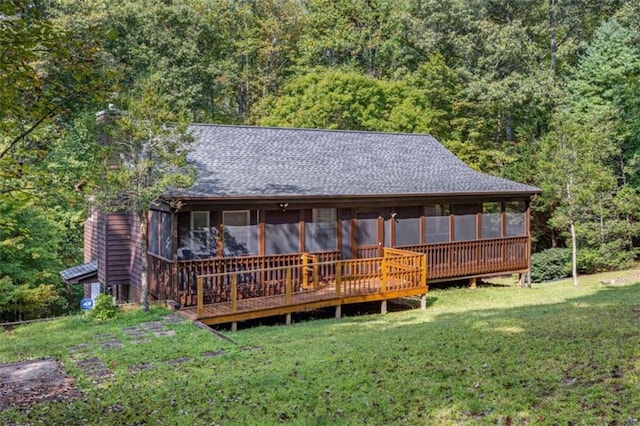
[148, 253, 174, 300]
[400, 236, 528, 279]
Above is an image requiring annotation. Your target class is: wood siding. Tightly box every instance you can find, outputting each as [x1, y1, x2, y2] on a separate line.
[83, 208, 99, 263]
[104, 213, 133, 285]
[84, 210, 143, 302]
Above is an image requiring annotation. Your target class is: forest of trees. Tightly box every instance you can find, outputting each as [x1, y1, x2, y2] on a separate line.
[1, 0, 639, 320]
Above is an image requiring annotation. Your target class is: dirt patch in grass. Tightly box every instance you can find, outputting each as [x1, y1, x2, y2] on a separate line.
[0, 358, 81, 410]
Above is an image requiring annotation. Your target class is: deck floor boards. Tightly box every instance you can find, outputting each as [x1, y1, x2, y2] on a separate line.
[180, 279, 427, 325]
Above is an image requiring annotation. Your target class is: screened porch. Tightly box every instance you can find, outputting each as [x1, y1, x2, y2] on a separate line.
[147, 200, 531, 307]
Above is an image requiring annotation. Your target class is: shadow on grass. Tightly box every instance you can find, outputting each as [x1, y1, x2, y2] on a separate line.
[211, 297, 437, 331]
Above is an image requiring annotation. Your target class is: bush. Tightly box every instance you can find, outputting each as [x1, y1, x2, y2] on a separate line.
[530, 248, 571, 283]
[576, 245, 636, 274]
[87, 294, 118, 320]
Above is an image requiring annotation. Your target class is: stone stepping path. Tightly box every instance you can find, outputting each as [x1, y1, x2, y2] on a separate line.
[166, 357, 193, 365]
[129, 363, 154, 372]
[162, 314, 186, 324]
[139, 321, 166, 332]
[68, 343, 92, 358]
[122, 326, 147, 337]
[74, 357, 112, 379]
[68, 314, 243, 379]
[99, 339, 124, 350]
[202, 349, 227, 357]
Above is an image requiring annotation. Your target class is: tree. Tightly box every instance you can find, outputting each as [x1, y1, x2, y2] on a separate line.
[537, 108, 617, 286]
[0, 197, 77, 321]
[296, 0, 407, 78]
[255, 67, 457, 132]
[0, 0, 109, 182]
[95, 86, 195, 312]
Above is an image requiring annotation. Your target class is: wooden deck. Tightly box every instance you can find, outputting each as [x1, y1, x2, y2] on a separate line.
[149, 236, 529, 306]
[179, 248, 428, 326]
[179, 278, 425, 325]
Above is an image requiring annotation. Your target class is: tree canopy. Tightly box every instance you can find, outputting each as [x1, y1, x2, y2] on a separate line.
[2, 0, 640, 317]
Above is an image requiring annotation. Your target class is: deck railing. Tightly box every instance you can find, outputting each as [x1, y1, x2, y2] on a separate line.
[399, 236, 528, 279]
[195, 248, 427, 318]
[175, 251, 341, 306]
[148, 237, 529, 305]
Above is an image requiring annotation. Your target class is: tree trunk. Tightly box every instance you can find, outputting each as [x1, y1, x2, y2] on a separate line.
[549, 0, 558, 74]
[570, 219, 578, 288]
[567, 180, 578, 288]
[138, 211, 149, 312]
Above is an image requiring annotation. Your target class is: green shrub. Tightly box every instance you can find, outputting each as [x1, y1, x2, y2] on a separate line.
[530, 248, 571, 283]
[576, 244, 636, 274]
[87, 294, 118, 320]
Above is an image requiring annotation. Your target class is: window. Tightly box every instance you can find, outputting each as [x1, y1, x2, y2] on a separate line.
[149, 210, 159, 255]
[425, 205, 449, 243]
[305, 208, 337, 252]
[223, 210, 257, 256]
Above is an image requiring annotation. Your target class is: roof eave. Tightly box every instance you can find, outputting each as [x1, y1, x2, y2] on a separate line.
[162, 189, 540, 204]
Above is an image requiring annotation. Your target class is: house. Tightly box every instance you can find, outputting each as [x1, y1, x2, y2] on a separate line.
[64, 124, 540, 326]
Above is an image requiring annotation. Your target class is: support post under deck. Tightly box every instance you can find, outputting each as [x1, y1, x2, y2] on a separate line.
[381, 300, 387, 314]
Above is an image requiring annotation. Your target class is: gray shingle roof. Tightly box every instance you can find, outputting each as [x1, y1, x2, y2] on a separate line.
[168, 125, 539, 199]
[60, 260, 98, 283]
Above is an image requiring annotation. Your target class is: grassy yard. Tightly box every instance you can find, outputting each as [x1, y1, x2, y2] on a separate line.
[1, 271, 639, 425]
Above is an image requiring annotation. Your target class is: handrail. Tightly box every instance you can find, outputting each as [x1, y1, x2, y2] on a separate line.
[194, 249, 427, 318]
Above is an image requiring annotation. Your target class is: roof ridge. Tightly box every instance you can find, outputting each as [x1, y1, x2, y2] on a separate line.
[188, 123, 435, 138]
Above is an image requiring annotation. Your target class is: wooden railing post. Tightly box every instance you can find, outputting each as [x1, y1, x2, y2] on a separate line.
[301, 254, 309, 288]
[285, 268, 292, 305]
[197, 276, 204, 317]
[421, 254, 428, 289]
[312, 255, 319, 289]
[381, 257, 388, 293]
[335, 262, 342, 297]
[231, 274, 238, 312]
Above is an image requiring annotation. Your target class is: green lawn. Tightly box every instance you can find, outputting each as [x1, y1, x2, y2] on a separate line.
[1, 271, 639, 425]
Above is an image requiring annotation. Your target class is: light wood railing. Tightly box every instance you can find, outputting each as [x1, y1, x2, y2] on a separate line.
[195, 248, 427, 318]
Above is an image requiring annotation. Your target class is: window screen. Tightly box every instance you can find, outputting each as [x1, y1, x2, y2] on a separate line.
[266, 210, 299, 255]
[357, 212, 378, 246]
[425, 205, 449, 243]
[395, 207, 421, 246]
[305, 208, 337, 252]
[223, 210, 257, 256]
[161, 212, 172, 259]
[149, 210, 159, 255]
[506, 202, 526, 236]
[454, 214, 477, 241]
